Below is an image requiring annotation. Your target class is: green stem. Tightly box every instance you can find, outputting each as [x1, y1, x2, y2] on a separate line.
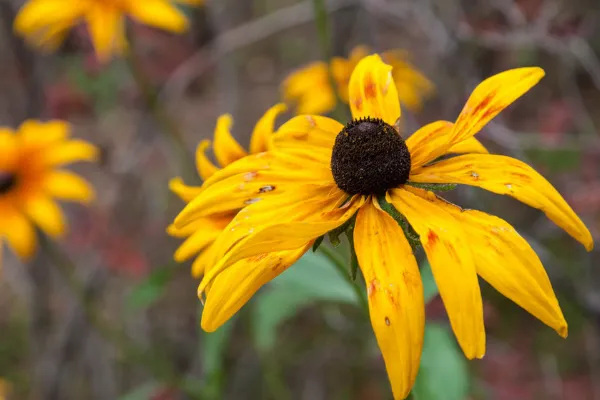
[312, 0, 349, 121]
[124, 51, 197, 184]
[319, 245, 369, 313]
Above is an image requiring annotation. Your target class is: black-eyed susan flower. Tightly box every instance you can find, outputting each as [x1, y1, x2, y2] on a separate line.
[167, 104, 289, 278]
[0, 120, 97, 260]
[174, 54, 594, 398]
[14, 0, 203, 61]
[282, 45, 434, 115]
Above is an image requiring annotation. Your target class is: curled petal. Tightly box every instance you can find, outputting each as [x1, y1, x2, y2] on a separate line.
[348, 54, 401, 126]
[249, 103, 287, 153]
[195, 140, 219, 181]
[213, 115, 248, 167]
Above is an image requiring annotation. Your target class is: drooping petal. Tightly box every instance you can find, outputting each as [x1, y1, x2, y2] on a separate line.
[447, 138, 488, 155]
[249, 103, 287, 153]
[409, 154, 594, 251]
[213, 115, 248, 167]
[441, 205, 567, 337]
[201, 245, 310, 332]
[173, 225, 221, 262]
[24, 195, 66, 238]
[85, 4, 124, 61]
[191, 241, 219, 278]
[272, 114, 341, 152]
[0, 207, 36, 259]
[348, 54, 400, 126]
[43, 170, 95, 203]
[195, 140, 219, 181]
[354, 199, 424, 399]
[450, 68, 544, 146]
[389, 187, 485, 359]
[406, 121, 454, 170]
[198, 193, 363, 295]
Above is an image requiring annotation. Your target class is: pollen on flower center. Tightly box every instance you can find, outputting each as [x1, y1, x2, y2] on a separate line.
[331, 117, 411, 195]
[0, 172, 17, 195]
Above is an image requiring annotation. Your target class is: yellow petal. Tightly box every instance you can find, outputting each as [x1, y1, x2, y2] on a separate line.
[43, 170, 95, 203]
[191, 241, 219, 278]
[18, 119, 69, 145]
[42, 140, 98, 166]
[0, 207, 36, 259]
[174, 151, 332, 226]
[201, 245, 310, 332]
[173, 225, 221, 263]
[389, 187, 485, 359]
[0, 129, 18, 170]
[213, 114, 248, 167]
[127, 0, 189, 33]
[14, 0, 83, 36]
[450, 67, 544, 146]
[195, 140, 219, 181]
[24, 195, 66, 238]
[85, 5, 124, 61]
[249, 103, 287, 154]
[447, 138, 488, 155]
[354, 199, 424, 399]
[406, 121, 454, 170]
[198, 192, 362, 295]
[282, 62, 336, 115]
[382, 50, 435, 112]
[443, 206, 568, 337]
[169, 177, 202, 203]
[410, 154, 594, 251]
[348, 54, 400, 126]
[271, 114, 341, 151]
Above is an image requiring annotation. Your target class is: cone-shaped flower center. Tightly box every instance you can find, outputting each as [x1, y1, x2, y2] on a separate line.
[0, 172, 17, 195]
[331, 117, 411, 195]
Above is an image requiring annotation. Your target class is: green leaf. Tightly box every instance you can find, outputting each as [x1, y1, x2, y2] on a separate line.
[420, 261, 438, 304]
[118, 382, 160, 400]
[198, 317, 236, 398]
[252, 251, 359, 353]
[126, 263, 178, 311]
[312, 235, 325, 252]
[412, 323, 469, 400]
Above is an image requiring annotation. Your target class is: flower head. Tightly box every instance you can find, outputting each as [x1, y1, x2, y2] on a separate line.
[174, 55, 594, 398]
[0, 120, 97, 260]
[167, 104, 287, 278]
[14, 0, 203, 61]
[282, 45, 434, 115]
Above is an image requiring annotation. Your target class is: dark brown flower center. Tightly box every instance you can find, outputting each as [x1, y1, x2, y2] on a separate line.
[331, 117, 411, 195]
[0, 172, 17, 195]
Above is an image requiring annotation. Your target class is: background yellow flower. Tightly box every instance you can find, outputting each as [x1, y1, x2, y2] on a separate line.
[0, 120, 97, 260]
[14, 0, 203, 60]
[282, 45, 434, 115]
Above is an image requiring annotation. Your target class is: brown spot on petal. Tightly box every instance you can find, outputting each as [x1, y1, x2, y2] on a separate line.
[427, 230, 438, 245]
[385, 317, 391, 326]
[364, 74, 377, 100]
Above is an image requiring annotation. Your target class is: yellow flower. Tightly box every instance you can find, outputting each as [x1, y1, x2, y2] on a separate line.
[0, 120, 97, 260]
[282, 45, 434, 115]
[14, 0, 203, 60]
[167, 104, 288, 278]
[0, 379, 9, 400]
[174, 55, 594, 399]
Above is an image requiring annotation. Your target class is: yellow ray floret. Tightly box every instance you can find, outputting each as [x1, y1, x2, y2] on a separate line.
[0, 120, 97, 261]
[14, 0, 204, 60]
[176, 54, 593, 400]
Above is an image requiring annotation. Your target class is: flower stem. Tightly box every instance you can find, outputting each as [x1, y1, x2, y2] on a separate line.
[312, 0, 349, 121]
[319, 245, 369, 313]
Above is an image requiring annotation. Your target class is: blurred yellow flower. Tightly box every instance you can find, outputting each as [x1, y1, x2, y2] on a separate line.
[0, 120, 97, 260]
[176, 55, 593, 399]
[14, 0, 203, 60]
[0, 379, 8, 400]
[167, 104, 287, 278]
[282, 45, 434, 115]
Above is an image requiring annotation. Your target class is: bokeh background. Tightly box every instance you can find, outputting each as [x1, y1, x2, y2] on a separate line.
[1, 0, 599, 399]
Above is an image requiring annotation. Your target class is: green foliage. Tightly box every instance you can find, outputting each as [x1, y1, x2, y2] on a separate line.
[412, 323, 469, 400]
[526, 148, 581, 173]
[420, 260, 439, 304]
[198, 318, 237, 398]
[118, 383, 160, 400]
[252, 251, 359, 353]
[125, 262, 179, 311]
[407, 182, 458, 192]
